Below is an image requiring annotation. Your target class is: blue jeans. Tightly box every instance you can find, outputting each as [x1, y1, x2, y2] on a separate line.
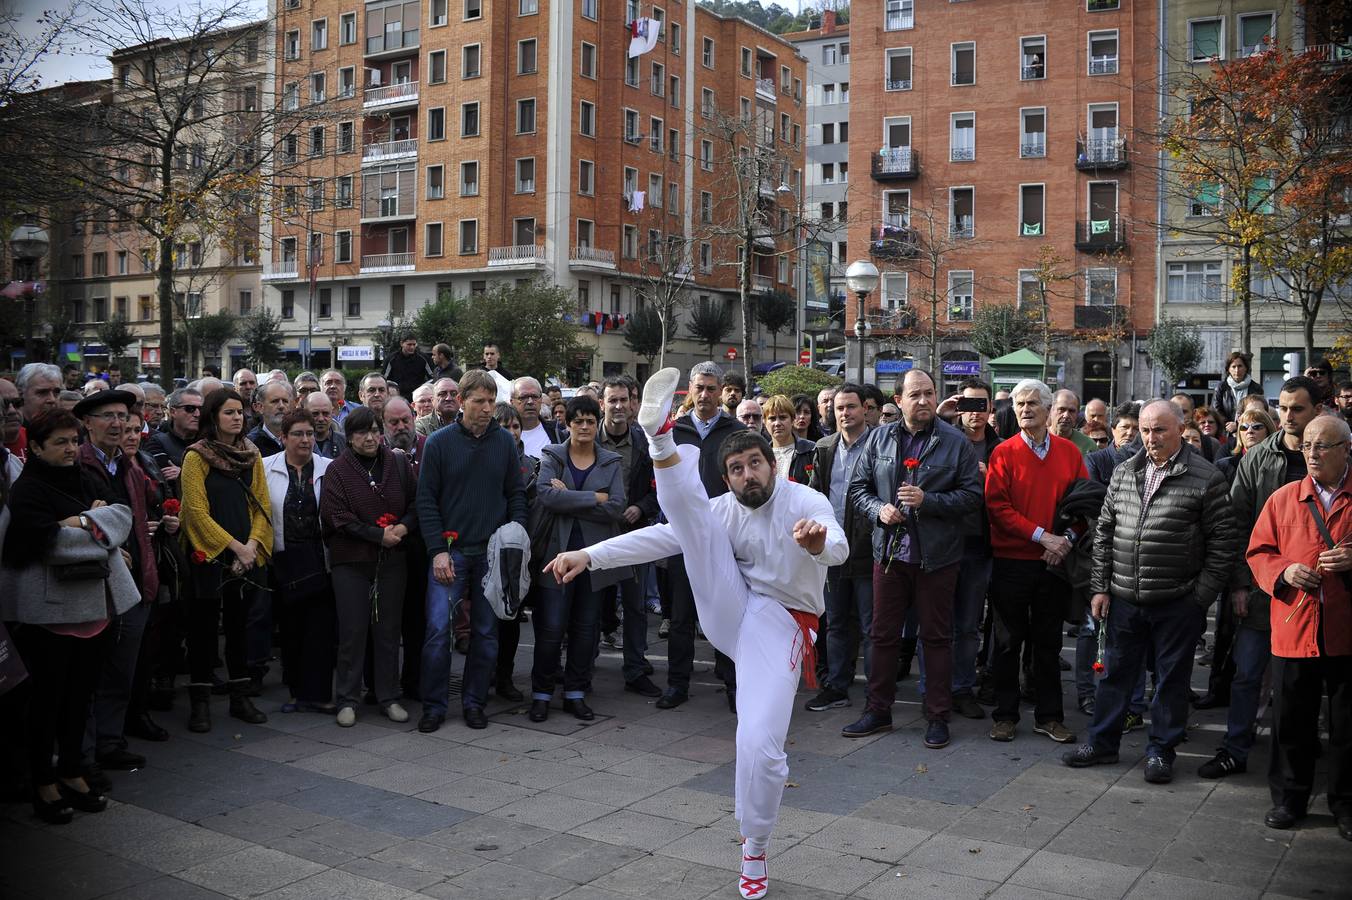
[610, 576, 650, 683]
[533, 571, 602, 700]
[919, 552, 990, 697]
[824, 568, 873, 694]
[1076, 612, 1148, 714]
[1088, 598, 1205, 763]
[421, 551, 495, 715]
[1221, 624, 1270, 763]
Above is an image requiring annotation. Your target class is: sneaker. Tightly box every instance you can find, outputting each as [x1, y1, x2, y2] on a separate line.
[1062, 743, 1119, 768]
[739, 851, 768, 899]
[611, 633, 623, 650]
[952, 694, 985, 720]
[1144, 755, 1173, 784]
[924, 720, 950, 749]
[383, 702, 409, 723]
[804, 688, 850, 711]
[645, 597, 662, 614]
[658, 618, 671, 639]
[336, 706, 356, 727]
[637, 367, 681, 434]
[1034, 720, 1076, 743]
[841, 710, 893, 738]
[1077, 697, 1096, 716]
[601, 632, 619, 649]
[1198, 749, 1246, 779]
[989, 720, 1017, 742]
[1123, 712, 1145, 733]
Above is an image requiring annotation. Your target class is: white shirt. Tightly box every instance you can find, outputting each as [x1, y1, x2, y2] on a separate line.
[586, 478, 848, 615]
[521, 422, 552, 459]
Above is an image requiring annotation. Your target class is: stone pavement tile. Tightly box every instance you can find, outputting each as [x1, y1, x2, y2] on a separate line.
[1195, 779, 1271, 821]
[656, 822, 758, 867]
[349, 761, 462, 795]
[804, 815, 931, 863]
[177, 846, 326, 899]
[415, 774, 539, 813]
[280, 781, 401, 817]
[628, 786, 737, 826]
[198, 800, 334, 842]
[434, 859, 577, 900]
[555, 886, 644, 900]
[853, 794, 969, 832]
[295, 720, 398, 748]
[338, 856, 447, 892]
[237, 734, 335, 764]
[119, 824, 255, 874]
[605, 751, 716, 786]
[97, 875, 233, 899]
[478, 756, 594, 790]
[768, 842, 892, 894]
[257, 867, 423, 900]
[589, 854, 732, 899]
[1006, 849, 1142, 899]
[525, 739, 645, 772]
[943, 807, 1067, 851]
[0, 849, 160, 900]
[1151, 813, 1288, 888]
[258, 834, 354, 867]
[0, 821, 91, 869]
[414, 741, 515, 776]
[904, 834, 1035, 882]
[497, 833, 645, 883]
[1123, 871, 1261, 900]
[294, 818, 404, 855]
[980, 778, 1097, 823]
[346, 794, 475, 837]
[1244, 823, 1340, 898]
[891, 772, 1006, 808]
[462, 723, 582, 754]
[568, 808, 699, 852]
[369, 838, 486, 880]
[289, 747, 392, 779]
[677, 762, 735, 797]
[58, 800, 183, 852]
[422, 813, 557, 860]
[1081, 780, 1215, 834]
[699, 806, 839, 848]
[780, 762, 920, 816]
[985, 885, 1084, 899]
[353, 731, 450, 762]
[492, 791, 615, 831]
[856, 865, 1000, 900]
[661, 734, 739, 766]
[551, 770, 669, 807]
[1042, 821, 1174, 869]
[583, 721, 699, 753]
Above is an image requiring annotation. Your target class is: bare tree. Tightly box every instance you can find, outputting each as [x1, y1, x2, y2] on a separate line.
[630, 209, 696, 369]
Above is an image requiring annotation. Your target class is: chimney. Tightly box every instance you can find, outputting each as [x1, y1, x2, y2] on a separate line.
[823, 9, 836, 33]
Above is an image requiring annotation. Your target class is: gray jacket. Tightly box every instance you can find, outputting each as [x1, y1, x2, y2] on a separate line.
[0, 503, 141, 625]
[1090, 443, 1239, 608]
[1227, 432, 1291, 631]
[847, 418, 984, 572]
[536, 441, 631, 589]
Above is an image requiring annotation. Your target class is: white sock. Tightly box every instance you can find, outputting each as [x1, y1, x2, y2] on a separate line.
[648, 429, 676, 461]
[743, 838, 767, 858]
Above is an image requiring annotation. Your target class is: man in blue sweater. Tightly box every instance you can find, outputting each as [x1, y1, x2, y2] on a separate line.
[416, 369, 528, 732]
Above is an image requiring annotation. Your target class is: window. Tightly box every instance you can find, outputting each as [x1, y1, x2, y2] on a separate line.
[338, 66, 355, 98]
[285, 29, 300, 60]
[624, 108, 640, 142]
[334, 174, 353, 207]
[139, 296, 152, 320]
[671, 23, 681, 53]
[516, 99, 535, 133]
[308, 231, 324, 266]
[822, 162, 836, 184]
[669, 181, 679, 214]
[652, 7, 664, 40]
[670, 75, 680, 107]
[741, 47, 752, 76]
[669, 127, 679, 162]
[346, 286, 361, 318]
[1248, 176, 1275, 214]
[429, 50, 446, 84]
[518, 39, 537, 74]
[1088, 30, 1118, 75]
[425, 222, 443, 257]
[579, 159, 594, 195]
[309, 125, 325, 156]
[463, 44, 481, 78]
[701, 191, 712, 224]
[1189, 18, 1222, 62]
[338, 122, 354, 154]
[459, 220, 478, 254]
[460, 160, 479, 195]
[582, 0, 597, 19]
[462, 102, 480, 136]
[1166, 260, 1222, 302]
[514, 219, 536, 246]
[650, 116, 663, 153]
[701, 139, 713, 170]
[699, 242, 712, 273]
[307, 178, 325, 211]
[882, 272, 908, 309]
[821, 202, 835, 221]
[950, 113, 975, 161]
[427, 164, 444, 199]
[516, 157, 535, 193]
[1021, 36, 1045, 80]
[92, 252, 106, 276]
[1188, 182, 1219, 217]
[886, 49, 912, 91]
[649, 173, 663, 206]
[703, 37, 714, 68]
[952, 42, 975, 86]
[651, 62, 664, 96]
[577, 219, 594, 248]
[950, 187, 974, 238]
[822, 122, 836, 144]
[646, 229, 660, 262]
[1087, 0, 1118, 9]
[626, 57, 639, 86]
[702, 88, 715, 117]
[519, 0, 537, 14]
[1020, 184, 1045, 236]
[623, 167, 638, 198]
[283, 82, 299, 110]
[885, 0, 913, 31]
[464, 0, 481, 18]
[312, 18, 328, 50]
[1087, 267, 1117, 306]
[116, 251, 128, 274]
[336, 230, 352, 263]
[431, 0, 447, 25]
[623, 226, 638, 259]
[579, 100, 595, 136]
[581, 42, 596, 77]
[340, 12, 356, 44]
[948, 270, 974, 321]
[1239, 13, 1275, 56]
[1020, 108, 1046, 158]
[427, 107, 445, 141]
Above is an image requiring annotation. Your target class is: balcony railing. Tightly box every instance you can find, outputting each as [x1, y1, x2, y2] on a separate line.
[885, 9, 914, 30]
[1076, 138, 1128, 170]
[1306, 43, 1352, 64]
[1020, 138, 1047, 158]
[360, 252, 415, 272]
[570, 246, 616, 268]
[950, 146, 975, 162]
[871, 148, 920, 180]
[488, 244, 547, 266]
[886, 77, 911, 91]
[362, 138, 417, 164]
[755, 77, 776, 100]
[1074, 304, 1127, 329]
[263, 261, 298, 281]
[1075, 218, 1127, 252]
[751, 274, 774, 293]
[1021, 62, 1045, 80]
[871, 222, 918, 261]
[1089, 55, 1118, 75]
[951, 218, 975, 239]
[1087, 0, 1119, 10]
[363, 80, 419, 109]
[752, 227, 775, 250]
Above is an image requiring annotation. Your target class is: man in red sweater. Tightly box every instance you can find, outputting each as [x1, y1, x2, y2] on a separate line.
[985, 378, 1087, 743]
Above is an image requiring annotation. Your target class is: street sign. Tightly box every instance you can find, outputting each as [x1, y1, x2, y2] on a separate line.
[725, 346, 738, 361]
[876, 359, 914, 374]
[799, 349, 811, 365]
[338, 345, 375, 362]
[942, 361, 982, 376]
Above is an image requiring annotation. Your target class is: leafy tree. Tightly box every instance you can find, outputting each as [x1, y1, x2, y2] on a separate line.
[237, 307, 283, 370]
[969, 303, 1036, 361]
[175, 309, 237, 374]
[756, 290, 796, 361]
[687, 299, 736, 359]
[757, 364, 841, 398]
[96, 314, 137, 368]
[374, 315, 412, 365]
[447, 281, 584, 380]
[1022, 245, 1076, 384]
[624, 306, 677, 368]
[411, 291, 459, 348]
[1147, 316, 1203, 391]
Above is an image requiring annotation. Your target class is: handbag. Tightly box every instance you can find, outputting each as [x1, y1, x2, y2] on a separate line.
[527, 502, 556, 574]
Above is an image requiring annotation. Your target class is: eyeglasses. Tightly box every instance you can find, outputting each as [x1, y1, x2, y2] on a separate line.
[2, 397, 20, 409]
[515, 393, 541, 402]
[740, 414, 763, 423]
[175, 404, 202, 413]
[1238, 423, 1267, 432]
[1304, 369, 1327, 379]
[89, 411, 130, 422]
[1091, 436, 1111, 445]
[1299, 441, 1347, 454]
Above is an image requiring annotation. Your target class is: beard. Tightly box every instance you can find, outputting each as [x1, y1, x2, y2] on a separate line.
[388, 430, 414, 451]
[733, 479, 773, 509]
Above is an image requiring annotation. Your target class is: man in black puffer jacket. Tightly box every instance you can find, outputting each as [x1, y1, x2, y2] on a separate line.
[1064, 399, 1239, 784]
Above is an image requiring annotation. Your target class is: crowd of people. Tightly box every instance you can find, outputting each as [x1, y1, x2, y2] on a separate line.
[0, 338, 1349, 896]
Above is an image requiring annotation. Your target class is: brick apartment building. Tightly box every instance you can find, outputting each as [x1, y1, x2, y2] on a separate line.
[847, 0, 1158, 402]
[264, 0, 806, 381]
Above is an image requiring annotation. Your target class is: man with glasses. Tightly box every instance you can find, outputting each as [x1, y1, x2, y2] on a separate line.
[1245, 414, 1352, 840]
[321, 369, 360, 427]
[416, 377, 461, 436]
[1337, 380, 1352, 422]
[16, 362, 61, 426]
[303, 391, 346, 459]
[0, 377, 25, 460]
[146, 388, 203, 482]
[513, 376, 561, 458]
[735, 398, 765, 433]
[1304, 359, 1334, 407]
[358, 372, 390, 424]
[294, 371, 322, 403]
[141, 384, 168, 431]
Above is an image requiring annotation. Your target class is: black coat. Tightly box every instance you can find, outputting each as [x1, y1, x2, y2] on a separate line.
[808, 431, 874, 577]
[1211, 379, 1264, 424]
[600, 424, 659, 528]
[384, 351, 434, 395]
[671, 411, 747, 498]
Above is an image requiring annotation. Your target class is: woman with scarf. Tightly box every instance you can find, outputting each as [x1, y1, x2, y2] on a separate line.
[0, 410, 140, 824]
[179, 388, 273, 733]
[319, 405, 417, 727]
[1211, 351, 1264, 434]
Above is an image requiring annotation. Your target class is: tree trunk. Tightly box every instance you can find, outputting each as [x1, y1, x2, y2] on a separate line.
[929, 267, 939, 377]
[1039, 285, 1052, 384]
[1239, 242, 1252, 356]
[1303, 293, 1317, 365]
[740, 235, 754, 382]
[158, 237, 175, 390]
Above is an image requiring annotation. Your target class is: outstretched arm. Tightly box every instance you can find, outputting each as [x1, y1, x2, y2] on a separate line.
[544, 523, 682, 584]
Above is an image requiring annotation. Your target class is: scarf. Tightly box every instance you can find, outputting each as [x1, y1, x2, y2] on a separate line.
[188, 436, 260, 480]
[1226, 375, 1253, 392]
[3, 455, 104, 566]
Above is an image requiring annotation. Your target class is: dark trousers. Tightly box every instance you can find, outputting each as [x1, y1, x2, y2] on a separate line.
[188, 577, 258, 684]
[1088, 598, 1205, 762]
[666, 553, 735, 692]
[401, 545, 427, 698]
[1206, 592, 1238, 700]
[532, 572, 601, 700]
[1221, 624, 1270, 764]
[989, 558, 1068, 725]
[13, 624, 109, 785]
[867, 561, 958, 722]
[332, 557, 405, 709]
[824, 568, 873, 694]
[600, 576, 649, 683]
[245, 585, 273, 674]
[276, 578, 337, 704]
[130, 589, 169, 716]
[84, 601, 150, 759]
[1269, 651, 1352, 815]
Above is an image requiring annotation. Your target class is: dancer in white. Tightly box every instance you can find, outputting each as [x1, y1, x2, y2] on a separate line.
[546, 368, 847, 898]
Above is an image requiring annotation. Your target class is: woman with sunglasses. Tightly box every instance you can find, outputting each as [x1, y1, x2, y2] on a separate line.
[1216, 408, 1278, 486]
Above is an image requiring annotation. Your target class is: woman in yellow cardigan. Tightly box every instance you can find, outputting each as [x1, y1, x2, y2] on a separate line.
[180, 387, 273, 733]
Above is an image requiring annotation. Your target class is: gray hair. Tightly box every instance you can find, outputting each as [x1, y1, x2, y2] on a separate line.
[512, 376, 542, 398]
[58, 389, 82, 403]
[1052, 389, 1080, 409]
[196, 377, 223, 395]
[294, 370, 319, 387]
[258, 379, 296, 402]
[1141, 398, 1187, 424]
[16, 362, 61, 394]
[358, 371, 386, 392]
[119, 381, 145, 402]
[1011, 378, 1053, 409]
[141, 383, 166, 401]
[689, 361, 724, 383]
[320, 368, 346, 385]
[167, 387, 202, 408]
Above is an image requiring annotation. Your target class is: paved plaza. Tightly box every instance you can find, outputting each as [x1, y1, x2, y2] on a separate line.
[2, 625, 1347, 900]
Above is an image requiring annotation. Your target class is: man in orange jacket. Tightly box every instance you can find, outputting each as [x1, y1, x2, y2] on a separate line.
[1246, 414, 1352, 841]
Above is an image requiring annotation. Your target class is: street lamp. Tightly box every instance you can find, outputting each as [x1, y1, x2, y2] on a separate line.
[8, 221, 50, 365]
[845, 260, 879, 384]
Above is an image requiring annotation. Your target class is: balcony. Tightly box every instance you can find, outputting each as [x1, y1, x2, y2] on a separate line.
[871, 305, 918, 330]
[885, 9, 913, 30]
[1020, 138, 1047, 159]
[752, 226, 775, 251]
[751, 274, 774, 293]
[886, 76, 911, 91]
[360, 252, 415, 273]
[363, 80, 419, 111]
[755, 77, 776, 101]
[488, 244, 547, 267]
[366, 30, 419, 60]
[1075, 218, 1127, 253]
[263, 261, 298, 281]
[1021, 63, 1045, 80]
[950, 146, 975, 162]
[363, 138, 417, 165]
[871, 148, 920, 181]
[1089, 55, 1118, 75]
[569, 246, 616, 270]
[1074, 304, 1128, 329]
[1306, 43, 1352, 64]
[360, 203, 416, 225]
[1076, 138, 1128, 170]
[871, 221, 919, 261]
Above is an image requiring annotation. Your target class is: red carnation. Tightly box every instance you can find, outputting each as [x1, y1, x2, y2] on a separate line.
[449, 531, 459, 541]
[1092, 661, 1106, 675]
[377, 513, 397, 528]
[903, 457, 920, 470]
[804, 464, 814, 472]
[191, 550, 207, 564]
[442, 530, 454, 539]
[162, 499, 181, 516]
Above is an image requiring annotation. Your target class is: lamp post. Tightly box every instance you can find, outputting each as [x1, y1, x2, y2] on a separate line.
[845, 260, 879, 385]
[8, 221, 50, 364]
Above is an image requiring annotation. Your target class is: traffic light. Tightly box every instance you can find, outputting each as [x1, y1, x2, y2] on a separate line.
[1283, 352, 1302, 379]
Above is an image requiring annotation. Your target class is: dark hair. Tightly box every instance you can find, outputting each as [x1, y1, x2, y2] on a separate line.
[26, 409, 81, 447]
[718, 429, 774, 474]
[1111, 401, 1139, 428]
[1279, 375, 1319, 404]
[1193, 405, 1224, 431]
[279, 409, 315, 436]
[601, 376, 631, 398]
[399, 331, 416, 343]
[723, 372, 747, 393]
[565, 395, 602, 423]
[1225, 351, 1251, 372]
[494, 402, 521, 427]
[198, 387, 246, 443]
[993, 401, 1018, 439]
[1338, 379, 1352, 392]
[861, 384, 886, 408]
[1308, 357, 1333, 376]
[957, 377, 992, 397]
[833, 382, 867, 406]
[344, 405, 380, 435]
[107, 363, 121, 373]
[791, 393, 823, 440]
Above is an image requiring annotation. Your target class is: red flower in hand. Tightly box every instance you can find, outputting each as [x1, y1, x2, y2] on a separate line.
[191, 550, 207, 564]
[804, 464, 814, 473]
[1092, 661, 1106, 674]
[442, 530, 454, 539]
[162, 499, 181, 516]
[377, 513, 397, 528]
[903, 457, 920, 470]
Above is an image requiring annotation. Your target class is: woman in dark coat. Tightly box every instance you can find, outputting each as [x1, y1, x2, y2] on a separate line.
[1211, 351, 1264, 430]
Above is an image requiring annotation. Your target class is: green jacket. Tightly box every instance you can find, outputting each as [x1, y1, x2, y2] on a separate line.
[1227, 432, 1292, 631]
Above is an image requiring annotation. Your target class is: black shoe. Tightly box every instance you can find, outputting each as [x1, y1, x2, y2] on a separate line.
[417, 713, 445, 734]
[642, 662, 655, 677]
[31, 795, 73, 825]
[57, 781, 108, 813]
[96, 748, 146, 771]
[1144, 756, 1173, 784]
[1077, 697, 1096, 716]
[1336, 815, 1352, 842]
[1192, 693, 1229, 710]
[563, 699, 595, 720]
[655, 688, 688, 709]
[726, 689, 736, 715]
[228, 681, 267, 725]
[1197, 749, 1246, 779]
[126, 713, 170, 743]
[463, 707, 488, 729]
[952, 694, 985, 720]
[495, 679, 524, 702]
[188, 685, 212, 733]
[625, 675, 663, 698]
[1058, 656, 1072, 671]
[1062, 744, 1119, 768]
[83, 765, 112, 794]
[528, 700, 549, 722]
[924, 720, 950, 749]
[454, 636, 470, 655]
[805, 687, 850, 711]
[841, 710, 894, 738]
[1264, 805, 1305, 830]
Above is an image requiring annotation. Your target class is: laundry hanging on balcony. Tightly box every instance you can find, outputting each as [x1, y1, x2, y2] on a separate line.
[628, 190, 646, 213]
[1090, 219, 1111, 234]
[628, 18, 660, 58]
[586, 311, 628, 335]
[1022, 223, 1042, 236]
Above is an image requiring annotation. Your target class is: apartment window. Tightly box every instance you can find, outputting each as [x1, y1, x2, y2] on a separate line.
[1017, 271, 1039, 310]
[1087, 267, 1117, 306]
[427, 164, 444, 199]
[624, 108, 640, 142]
[337, 122, 354, 154]
[309, 125, 325, 156]
[190, 243, 203, 267]
[1239, 13, 1275, 56]
[334, 174, 353, 207]
[650, 116, 663, 153]
[115, 250, 127, 275]
[516, 157, 536, 193]
[950, 187, 974, 238]
[700, 191, 712, 224]
[138, 296, 152, 321]
[1019, 184, 1045, 236]
[702, 37, 714, 67]
[1188, 182, 1220, 217]
[702, 88, 715, 117]
[822, 122, 836, 144]
[458, 220, 478, 254]
[577, 219, 594, 248]
[623, 226, 638, 259]
[886, 49, 912, 91]
[649, 173, 663, 206]
[1020, 108, 1046, 158]
[646, 229, 660, 262]
[516, 98, 536, 134]
[822, 163, 836, 184]
[741, 47, 752, 76]
[1087, 0, 1119, 9]
[431, 0, 447, 25]
[463, 44, 481, 78]
[581, 42, 596, 77]
[579, 100, 595, 136]
[950, 113, 975, 161]
[1088, 30, 1118, 75]
[839, 161, 848, 181]
[283, 82, 299, 110]
[429, 50, 446, 84]
[952, 42, 975, 86]
[1021, 35, 1045, 80]
[340, 12, 356, 44]
[464, 0, 481, 18]
[312, 18, 328, 50]
[346, 286, 361, 318]
[696, 242, 710, 273]
[701, 139, 713, 170]
[582, 0, 597, 19]
[670, 75, 680, 107]
[882, 272, 908, 309]
[336, 230, 352, 263]
[1087, 103, 1119, 160]
[1166, 260, 1222, 302]
[307, 232, 324, 267]
[278, 290, 294, 320]
[1189, 18, 1222, 62]
[579, 159, 594, 195]
[885, 0, 913, 31]
[307, 178, 325, 211]
[669, 128, 679, 162]
[668, 181, 679, 214]
[652, 6, 664, 40]
[514, 219, 536, 246]
[948, 270, 974, 322]
[651, 62, 664, 96]
[671, 23, 681, 53]
[338, 66, 355, 98]
[425, 222, 444, 257]
[461, 102, 480, 136]
[623, 167, 638, 198]
[626, 57, 639, 86]
[91, 252, 106, 276]
[460, 160, 479, 195]
[427, 107, 445, 141]
[285, 29, 300, 60]
[518, 39, 537, 74]
[519, 0, 537, 14]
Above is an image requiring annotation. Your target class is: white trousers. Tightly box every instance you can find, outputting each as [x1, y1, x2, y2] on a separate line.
[657, 447, 801, 846]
